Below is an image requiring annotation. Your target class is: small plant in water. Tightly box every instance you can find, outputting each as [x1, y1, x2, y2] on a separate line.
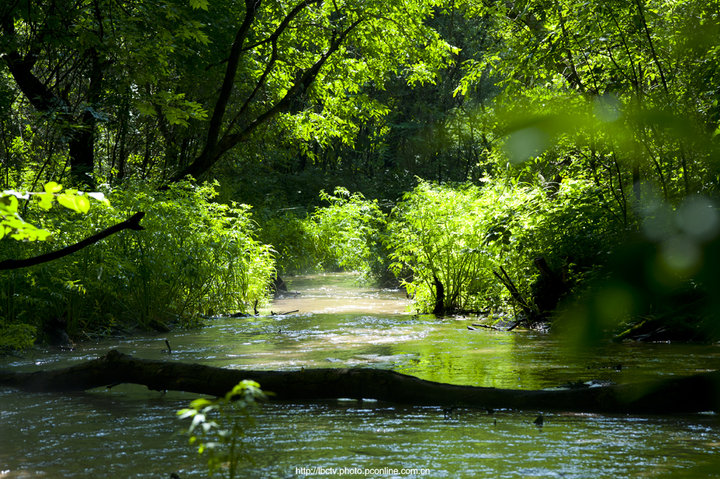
[178, 380, 265, 478]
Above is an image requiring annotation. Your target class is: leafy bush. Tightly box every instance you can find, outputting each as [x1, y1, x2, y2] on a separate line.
[559, 194, 720, 343]
[0, 181, 275, 340]
[387, 179, 622, 315]
[255, 207, 317, 275]
[388, 181, 502, 313]
[259, 187, 388, 280]
[0, 323, 37, 353]
[302, 187, 388, 281]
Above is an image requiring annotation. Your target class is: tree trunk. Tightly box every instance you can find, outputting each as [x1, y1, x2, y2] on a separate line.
[1, 19, 104, 187]
[68, 112, 97, 187]
[532, 256, 569, 317]
[432, 274, 445, 316]
[2, 350, 719, 414]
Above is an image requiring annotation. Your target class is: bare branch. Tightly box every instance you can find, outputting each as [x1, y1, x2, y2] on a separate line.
[0, 212, 145, 270]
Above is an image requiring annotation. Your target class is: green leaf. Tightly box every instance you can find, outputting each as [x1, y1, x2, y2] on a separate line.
[190, 398, 213, 409]
[136, 102, 157, 117]
[36, 192, 54, 211]
[44, 182, 63, 194]
[189, 0, 208, 10]
[74, 194, 91, 213]
[57, 193, 90, 213]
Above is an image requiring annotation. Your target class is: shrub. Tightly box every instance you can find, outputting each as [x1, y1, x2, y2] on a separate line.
[387, 181, 504, 313]
[178, 380, 265, 479]
[255, 187, 391, 282]
[0, 181, 275, 340]
[0, 323, 37, 353]
[387, 178, 622, 315]
[305, 188, 386, 275]
[255, 207, 317, 275]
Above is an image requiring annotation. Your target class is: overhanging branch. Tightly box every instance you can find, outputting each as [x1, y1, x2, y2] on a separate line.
[0, 211, 145, 270]
[216, 18, 364, 156]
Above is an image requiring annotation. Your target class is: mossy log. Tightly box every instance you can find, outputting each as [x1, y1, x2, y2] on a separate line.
[1, 350, 719, 414]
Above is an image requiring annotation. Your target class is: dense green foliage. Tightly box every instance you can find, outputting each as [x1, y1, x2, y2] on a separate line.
[0, 322, 36, 353]
[463, 0, 720, 339]
[456, 0, 720, 200]
[0, 182, 274, 343]
[387, 178, 622, 316]
[303, 188, 386, 277]
[258, 187, 387, 281]
[0, 0, 455, 185]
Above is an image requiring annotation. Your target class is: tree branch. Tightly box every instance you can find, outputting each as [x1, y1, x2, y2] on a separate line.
[633, 0, 669, 95]
[202, 0, 260, 153]
[215, 18, 364, 155]
[225, 0, 322, 133]
[240, 0, 322, 52]
[1, 12, 68, 115]
[171, 12, 362, 181]
[0, 211, 145, 270]
[224, 36, 279, 134]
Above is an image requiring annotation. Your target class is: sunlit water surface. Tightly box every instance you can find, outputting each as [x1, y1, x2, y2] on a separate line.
[2, 273, 720, 478]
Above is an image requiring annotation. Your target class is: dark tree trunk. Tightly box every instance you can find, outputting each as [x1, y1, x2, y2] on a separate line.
[68, 113, 97, 187]
[433, 274, 445, 316]
[2, 350, 720, 414]
[532, 256, 569, 317]
[1, 15, 104, 187]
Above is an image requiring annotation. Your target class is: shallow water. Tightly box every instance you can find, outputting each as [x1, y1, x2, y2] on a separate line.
[2, 273, 720, 478]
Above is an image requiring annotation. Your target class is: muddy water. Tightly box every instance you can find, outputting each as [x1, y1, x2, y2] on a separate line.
[2, 273, 720, 478]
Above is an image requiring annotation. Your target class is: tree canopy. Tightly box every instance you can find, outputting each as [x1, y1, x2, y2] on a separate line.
[1, 0, 457, 185]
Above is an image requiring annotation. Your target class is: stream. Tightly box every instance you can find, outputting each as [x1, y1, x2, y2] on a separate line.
[2, 273, 720, 478]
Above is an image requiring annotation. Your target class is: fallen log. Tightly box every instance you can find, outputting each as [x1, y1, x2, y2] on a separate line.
[1, 349, 719, 414]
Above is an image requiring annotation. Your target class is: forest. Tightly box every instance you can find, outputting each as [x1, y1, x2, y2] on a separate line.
[1, 0, 720, 477]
